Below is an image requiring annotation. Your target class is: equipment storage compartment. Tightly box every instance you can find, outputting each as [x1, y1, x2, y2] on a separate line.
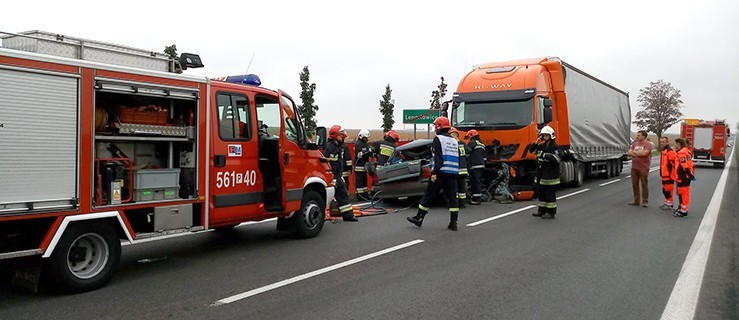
[153, 204, 193, 231]
[134, 169, 181, 202]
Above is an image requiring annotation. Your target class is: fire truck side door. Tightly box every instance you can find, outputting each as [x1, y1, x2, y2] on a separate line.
[278, 91, 308, 212]
[209, 92, 263, 225]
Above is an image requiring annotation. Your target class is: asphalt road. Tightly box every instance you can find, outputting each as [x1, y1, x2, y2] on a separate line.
[0, 152, 735, 320]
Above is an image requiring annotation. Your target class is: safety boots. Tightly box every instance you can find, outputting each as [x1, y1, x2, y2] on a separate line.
[407, 211, 426, 227]
[447, 212, 458, 231]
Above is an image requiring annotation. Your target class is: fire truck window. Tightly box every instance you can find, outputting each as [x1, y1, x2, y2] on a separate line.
[216, 93, 251, 141]
[281, 95, 304, 142]
[255, 95, 281, 138]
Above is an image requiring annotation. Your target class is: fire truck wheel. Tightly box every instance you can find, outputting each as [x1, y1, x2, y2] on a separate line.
[47, 222, 121, 293]
[295, 190, 325, 238]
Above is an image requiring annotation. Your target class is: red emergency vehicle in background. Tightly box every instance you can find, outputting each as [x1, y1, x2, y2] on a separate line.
[0, 31, 335, 292]
[680, 118, 729, 168]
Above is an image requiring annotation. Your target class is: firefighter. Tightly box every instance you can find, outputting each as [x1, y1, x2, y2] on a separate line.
[449, 127, 469, 208]
[407, 116, 461, 231]
[674, 138, 695, 217]
[528, 126, 561, 219]
[354, 129, 373, 200]
[342, 139, 353, 188]
[466, 129, 486, 205]
[324, 125, 358, 222]
[374, 130, 399, 166]
[659, 137, 678, 210]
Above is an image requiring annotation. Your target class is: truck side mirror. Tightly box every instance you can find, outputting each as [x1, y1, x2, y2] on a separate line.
[543, 98, 553, 107]
[315, 127, 327, 149]
[543, 107, 553, 123]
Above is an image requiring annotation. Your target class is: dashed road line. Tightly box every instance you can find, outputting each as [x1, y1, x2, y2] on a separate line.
[467, 205, 536, 227]
[211, 239, 425, 306]
[599, 179, 621, 187]
[557, 188, 591, 200]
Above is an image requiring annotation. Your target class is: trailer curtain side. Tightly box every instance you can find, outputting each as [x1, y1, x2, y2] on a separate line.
[563, 64, 631, 161]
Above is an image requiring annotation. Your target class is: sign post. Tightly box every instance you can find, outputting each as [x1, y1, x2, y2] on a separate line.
[403, 109, 440, 139]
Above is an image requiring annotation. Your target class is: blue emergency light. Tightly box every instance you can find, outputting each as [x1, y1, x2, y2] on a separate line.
[225, 74, 261, 86]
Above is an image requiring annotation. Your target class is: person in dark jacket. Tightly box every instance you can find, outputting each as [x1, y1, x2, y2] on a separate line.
[449, 127, 469, 208]
[342, 141, 353, 186]
[373, 130, 399, 166]
[407, 116, 460, 231]
[354, 129, 373, 200]
[466, 130, 487, 205]
[528, 125, 561, 219]
[323, 125, 358, 222]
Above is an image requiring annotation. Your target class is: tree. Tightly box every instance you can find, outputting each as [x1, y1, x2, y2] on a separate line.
[299, 66, 319, 137]
[164, 44, 178, 60]
[633, 80, 684, 139]
[429, 77, 447, 109]
[379, 84, 395, 132]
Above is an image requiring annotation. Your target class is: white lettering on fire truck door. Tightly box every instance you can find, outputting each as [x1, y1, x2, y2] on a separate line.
[216, 170, 257, 189]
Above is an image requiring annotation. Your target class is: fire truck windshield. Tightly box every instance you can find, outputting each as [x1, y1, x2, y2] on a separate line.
[452, 98, 534, 128]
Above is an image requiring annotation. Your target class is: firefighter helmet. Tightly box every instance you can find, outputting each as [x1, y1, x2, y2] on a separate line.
[539, 125, 555, 139]
[329, 125, 347, 140]
[448, 127, 459, 136]
[433, 116, 451, 130]
[385, 130, 399, 142]
[465, 129, 479, 139]
[357, 129, 371, 139]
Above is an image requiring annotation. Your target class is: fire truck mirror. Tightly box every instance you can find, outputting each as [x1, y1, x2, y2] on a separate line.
[543, 98, 553, 108]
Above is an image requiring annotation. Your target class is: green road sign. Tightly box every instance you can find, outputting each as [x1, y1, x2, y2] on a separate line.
[403, 109, 440, 124]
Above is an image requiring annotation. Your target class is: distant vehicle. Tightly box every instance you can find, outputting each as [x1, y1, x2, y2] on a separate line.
[374, 139, 433, 200]
[681, 118, 729, 168]
[451, 57, 631, 188]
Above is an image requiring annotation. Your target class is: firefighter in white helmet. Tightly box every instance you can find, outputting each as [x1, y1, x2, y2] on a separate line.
[528, 125, 561, 219]
[354, 129, 373, 200]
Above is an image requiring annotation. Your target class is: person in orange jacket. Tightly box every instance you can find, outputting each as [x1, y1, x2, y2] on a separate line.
[658, 137, 678, 210]
[673, 138, 695, 217]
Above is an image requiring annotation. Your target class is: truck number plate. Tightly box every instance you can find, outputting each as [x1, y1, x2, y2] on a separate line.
[216, 170, 257, 189]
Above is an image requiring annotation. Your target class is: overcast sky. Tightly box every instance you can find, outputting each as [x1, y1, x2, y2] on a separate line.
[3, 0, 737, 134]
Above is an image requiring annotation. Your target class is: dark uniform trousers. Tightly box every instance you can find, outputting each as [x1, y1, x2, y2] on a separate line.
[419, 173, 459, 214]
[469, 168, 485, 200]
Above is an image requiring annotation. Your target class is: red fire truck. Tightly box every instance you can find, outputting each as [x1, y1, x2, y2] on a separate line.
[680, 118, 729, 168]
[0, 31, 335, 292]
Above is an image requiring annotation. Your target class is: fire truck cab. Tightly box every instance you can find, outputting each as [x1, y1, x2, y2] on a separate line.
[0, 31, 334, 293]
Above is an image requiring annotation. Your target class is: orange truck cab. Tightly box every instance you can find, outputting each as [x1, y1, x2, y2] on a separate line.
[680, 118, 729, 168]
[451, 57, 630, 188]
[0, 30, 334, 293]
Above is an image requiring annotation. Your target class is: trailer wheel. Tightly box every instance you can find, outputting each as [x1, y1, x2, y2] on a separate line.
[571, 162, 584, 187]
[47, 222, 121, 293]
[600, 161, 611, 179]
[295, 190, 325, 239]
[614, 159, 622, 176]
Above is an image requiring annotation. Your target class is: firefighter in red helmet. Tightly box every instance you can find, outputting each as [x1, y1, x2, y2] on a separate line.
[407, 116, 461, 231]
[323, 125, 358, 221]
[465, 129, 486, 205]
[374, 130, 399, 167]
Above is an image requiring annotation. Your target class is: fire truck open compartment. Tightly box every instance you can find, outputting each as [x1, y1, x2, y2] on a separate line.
[92, 83, 199, 209]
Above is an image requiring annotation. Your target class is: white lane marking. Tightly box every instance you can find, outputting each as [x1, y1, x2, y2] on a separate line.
[236, 218, 277, 227]
[557, 188, 591, 200]
[626, 175, 632, 179]
[467, 205, 536, 227]
[660, 145, 735, 320]
[211, 239, 425, 306]
[599, 179, 621, 187]
[649, 166, 659, 173]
